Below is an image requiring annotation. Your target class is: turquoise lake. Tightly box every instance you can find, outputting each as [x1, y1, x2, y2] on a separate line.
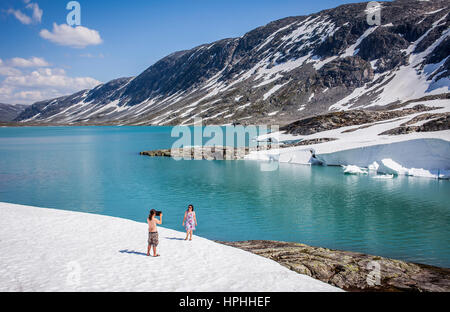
[0, 126, 449, 267]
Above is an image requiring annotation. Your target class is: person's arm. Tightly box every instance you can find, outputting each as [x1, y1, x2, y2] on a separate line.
[182, 212, 187, 226]
[194, 212, 197, 226]
[156, 214, 163, 225]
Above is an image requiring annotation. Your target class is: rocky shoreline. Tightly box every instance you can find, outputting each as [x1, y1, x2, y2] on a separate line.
[219, 240, 450, 292]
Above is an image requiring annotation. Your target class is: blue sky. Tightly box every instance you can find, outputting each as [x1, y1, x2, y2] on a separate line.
[0, 0, 365, 104]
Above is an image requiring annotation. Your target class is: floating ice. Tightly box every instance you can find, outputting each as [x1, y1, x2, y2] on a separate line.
[377, 159, 408, 176]
[368, 161, 380, 171]
[342, 165, 368, 175]
[372, 174, 394, 179]
[406, 168, 437, 178]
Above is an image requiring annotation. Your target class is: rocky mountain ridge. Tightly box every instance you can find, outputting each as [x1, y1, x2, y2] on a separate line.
[12, 0, 450, 127]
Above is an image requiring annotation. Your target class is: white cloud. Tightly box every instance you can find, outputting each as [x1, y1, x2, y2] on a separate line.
[7, 8, 33, 25]
[26, 2, 43, 23]
[0, 59, 23, 77]
[0, 64, 101, 105]
[0, 85, 13, 97]
[40, 23, 103, 48]
[7, 1, 42, 25]
[0, 57, 50, 77]
[14, 90, 45, 102]
[0, 67, 22, 77]
[9, 57, 50, 68]
[4, 68, 100, 90]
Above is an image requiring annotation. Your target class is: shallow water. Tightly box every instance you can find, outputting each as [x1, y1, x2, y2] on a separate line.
[0, 126, 449, 267]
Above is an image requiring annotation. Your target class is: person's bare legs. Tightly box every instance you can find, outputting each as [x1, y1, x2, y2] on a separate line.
[152, 245, 159, 257]
[189, 230, 193, 241]
[147, 244, 151, 256]
[185, 231, 189, 240]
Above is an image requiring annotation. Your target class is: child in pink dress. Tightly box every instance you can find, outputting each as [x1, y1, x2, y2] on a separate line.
[182, 204, 197, 241]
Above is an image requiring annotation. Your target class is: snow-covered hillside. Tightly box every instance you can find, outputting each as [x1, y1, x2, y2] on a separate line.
[0, 203, 341, 292]
[14, 0, 450, 126]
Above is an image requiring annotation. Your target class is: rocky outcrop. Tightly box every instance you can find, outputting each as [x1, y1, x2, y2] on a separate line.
[426, 36, 450, 81]
[280, 105, 439, 136]
[414, 12, 450, 54]
[220, 240, 450, 292]
[320, 57, 374, 88]
[379, 113, 450, 135]
[358, 27, 409, 73]
[140, 146, 267, 160]
[141, 139, 339, 159]
[140, 149, 172, 157]
[282, 138, 338, 147]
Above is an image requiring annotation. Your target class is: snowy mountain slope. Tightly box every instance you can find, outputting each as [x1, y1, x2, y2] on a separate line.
[0, 103, 27, 122]
[14, 0, 450, 126]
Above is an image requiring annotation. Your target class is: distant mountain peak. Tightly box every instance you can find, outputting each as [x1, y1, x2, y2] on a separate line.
[0, 103, 28, 122]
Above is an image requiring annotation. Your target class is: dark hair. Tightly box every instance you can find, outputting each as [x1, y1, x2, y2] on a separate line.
[149, 209, 156, 220]
[188, 204, 194, 211]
